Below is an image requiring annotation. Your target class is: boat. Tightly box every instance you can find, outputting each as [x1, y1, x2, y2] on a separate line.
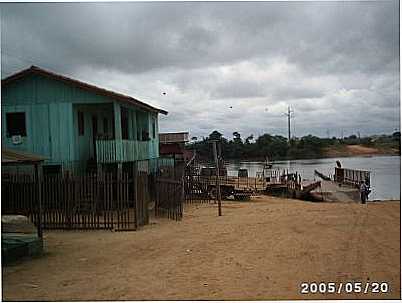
[314, 169, 331, 181]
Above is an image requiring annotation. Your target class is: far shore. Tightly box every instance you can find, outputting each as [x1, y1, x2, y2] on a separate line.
[322, 144, 400, 158]
[219, 145, 400, 162]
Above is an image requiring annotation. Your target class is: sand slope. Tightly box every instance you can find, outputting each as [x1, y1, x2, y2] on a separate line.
[324, 144, 400, 157]
[2, 196, 400, 300]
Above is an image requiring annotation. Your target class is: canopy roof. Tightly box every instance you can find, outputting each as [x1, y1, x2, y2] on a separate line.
[2, 149, 47, 165]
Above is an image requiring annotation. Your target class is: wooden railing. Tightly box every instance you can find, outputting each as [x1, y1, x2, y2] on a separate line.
[96, 139, 150, 163]
[335, 167, 371, 187]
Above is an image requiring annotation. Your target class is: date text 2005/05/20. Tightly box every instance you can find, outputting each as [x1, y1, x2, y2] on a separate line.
[300, 281, 390, 294]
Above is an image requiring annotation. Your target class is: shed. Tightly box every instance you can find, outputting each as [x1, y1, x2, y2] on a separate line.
[2, 148, 45, 238]
[1, 149, 45, 264]
[2, 148, 47, 165]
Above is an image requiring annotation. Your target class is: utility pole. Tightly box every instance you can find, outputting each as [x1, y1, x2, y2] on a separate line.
[284, 105, 294, 144]
[287, 106, 291, 142]
[212, 140, 222, 216]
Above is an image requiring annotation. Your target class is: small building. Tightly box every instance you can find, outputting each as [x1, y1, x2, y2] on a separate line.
[2, 148, 45, 263]
[159, 132, 192, 161]
[1, 66, 168, 175]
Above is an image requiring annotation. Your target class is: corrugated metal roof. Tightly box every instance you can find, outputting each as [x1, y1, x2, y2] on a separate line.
[2, 66, 168, 115]
[2, 149, 46, 165]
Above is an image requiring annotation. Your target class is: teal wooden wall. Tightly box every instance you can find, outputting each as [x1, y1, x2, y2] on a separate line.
[72, 103, 115, 162]
[2, 103, 74, 163]
[2, 73, 161, 168]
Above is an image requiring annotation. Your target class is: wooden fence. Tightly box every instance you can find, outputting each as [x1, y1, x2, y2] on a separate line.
[2, 155, 224, 231]
[155, 178, 184, 220]
[2, 172, 149, 231]
[184, 174, 213, 203]
[152, 162, 216, 221]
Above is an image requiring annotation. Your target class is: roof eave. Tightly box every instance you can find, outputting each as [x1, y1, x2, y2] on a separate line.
[2, 66, 169, 115]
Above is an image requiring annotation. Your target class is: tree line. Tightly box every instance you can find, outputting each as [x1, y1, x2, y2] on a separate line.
[186, 130, 401, 161]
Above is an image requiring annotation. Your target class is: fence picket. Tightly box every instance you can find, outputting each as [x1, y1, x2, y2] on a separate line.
[2, 171, 140, 231]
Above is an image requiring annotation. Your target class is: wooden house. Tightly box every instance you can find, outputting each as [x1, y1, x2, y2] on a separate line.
[1, 66, 168, 175]
[159, 132, 190, 161]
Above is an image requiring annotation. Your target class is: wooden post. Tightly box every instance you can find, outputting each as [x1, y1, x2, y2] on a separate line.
[113, 102, 123, 162]
[133, 161, 139, 230]
[212, 141, 222, 216]
[34, 164, 43, 239]
[173, 156, 176, 180]
[117, 163, 123, 180]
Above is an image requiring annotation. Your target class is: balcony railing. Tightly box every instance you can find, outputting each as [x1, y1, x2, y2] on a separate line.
[96, 139, 150, 163]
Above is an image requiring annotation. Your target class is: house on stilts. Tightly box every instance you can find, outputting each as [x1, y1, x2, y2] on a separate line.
[1, 65, 168, 176]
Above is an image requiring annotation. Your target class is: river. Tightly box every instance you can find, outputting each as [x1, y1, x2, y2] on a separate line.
[226, 155, 400, 201]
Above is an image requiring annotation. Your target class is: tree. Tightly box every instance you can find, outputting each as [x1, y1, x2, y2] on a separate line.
[209, 130, 222, 141]
[245, 134, 254, 144]
[232, 132, 242, 144]
[255, 134, 288, 159]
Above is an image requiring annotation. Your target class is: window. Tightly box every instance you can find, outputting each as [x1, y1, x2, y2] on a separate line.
[142, 130, 150, 141]
[103, 118, 108, 134]
[6, 112, 27, 137]
[78, 111, 84, 136]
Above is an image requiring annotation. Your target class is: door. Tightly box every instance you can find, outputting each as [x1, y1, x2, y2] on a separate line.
[92, 115, 98, 160]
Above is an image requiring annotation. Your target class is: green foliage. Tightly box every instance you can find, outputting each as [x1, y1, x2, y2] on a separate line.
[209, 130, 223, 140]
[185, 130, 400, 160]
[255, 134, 288, 158]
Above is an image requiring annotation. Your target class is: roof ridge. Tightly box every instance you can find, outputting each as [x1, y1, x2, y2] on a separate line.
[2, 66, 168, 115]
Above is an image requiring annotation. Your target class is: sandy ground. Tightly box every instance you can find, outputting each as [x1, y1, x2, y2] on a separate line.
[2, 196, 400, 300]
[324, 144, 399, 158]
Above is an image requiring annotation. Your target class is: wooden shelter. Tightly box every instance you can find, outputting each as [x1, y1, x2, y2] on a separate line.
[2, 148, 46, 238]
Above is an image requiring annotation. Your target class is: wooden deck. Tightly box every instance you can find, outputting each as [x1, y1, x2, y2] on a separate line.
[198, 176, 267, 191]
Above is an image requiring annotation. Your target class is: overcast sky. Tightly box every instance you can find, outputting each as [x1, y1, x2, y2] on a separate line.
[1, 1, 400, 140]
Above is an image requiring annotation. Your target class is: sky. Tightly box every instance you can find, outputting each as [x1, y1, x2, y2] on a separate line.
[1, 1, 400, 140]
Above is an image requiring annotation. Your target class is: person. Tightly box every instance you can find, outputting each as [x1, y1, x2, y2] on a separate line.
[365, 178, 371, 199]
[360, 181, 368, 204]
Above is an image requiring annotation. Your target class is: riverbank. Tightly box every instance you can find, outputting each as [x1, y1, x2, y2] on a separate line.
[2, 196, 400, 300]
[323, 144, 400, 158]
[217, 144, 400, 162]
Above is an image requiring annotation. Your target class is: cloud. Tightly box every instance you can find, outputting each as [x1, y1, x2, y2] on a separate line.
[1, 1, 399, 139]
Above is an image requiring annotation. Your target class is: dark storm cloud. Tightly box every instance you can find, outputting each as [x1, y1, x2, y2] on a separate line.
[1, 1, 399, 138]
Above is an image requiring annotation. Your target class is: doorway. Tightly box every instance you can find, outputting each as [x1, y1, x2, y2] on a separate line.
[92, 115, 98, 160]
